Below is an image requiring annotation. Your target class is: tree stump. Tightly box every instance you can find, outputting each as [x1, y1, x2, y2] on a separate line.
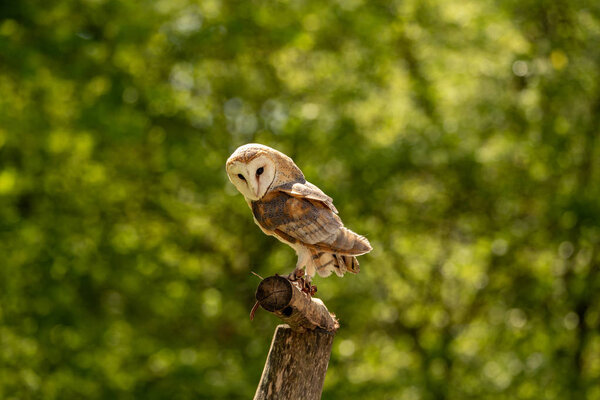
[252, 275, 339, 400]
[253, 325, 335, 400]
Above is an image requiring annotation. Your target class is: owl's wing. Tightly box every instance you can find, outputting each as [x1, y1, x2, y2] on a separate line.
[253, 190, 370, 255]
[277, 181, 338, 213]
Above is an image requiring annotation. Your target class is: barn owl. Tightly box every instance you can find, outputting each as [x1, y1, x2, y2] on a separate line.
[226, 144, 372, 285]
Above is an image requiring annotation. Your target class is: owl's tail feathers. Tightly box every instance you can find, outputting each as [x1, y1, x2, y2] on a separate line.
[308, 227, 372, 278]
[330, 227, 372, 256]
[310, 250, 361, 278]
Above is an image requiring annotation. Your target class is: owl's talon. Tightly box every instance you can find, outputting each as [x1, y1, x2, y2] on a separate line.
[287, 269, 305, 282]
[286, 273, 314, 298]
[297, 277, 317, 298]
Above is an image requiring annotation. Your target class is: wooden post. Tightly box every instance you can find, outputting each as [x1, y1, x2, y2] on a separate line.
[253, 275, 339, 400]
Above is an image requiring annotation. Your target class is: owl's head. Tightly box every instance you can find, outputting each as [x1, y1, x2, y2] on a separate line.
[226, 144, 304, 201]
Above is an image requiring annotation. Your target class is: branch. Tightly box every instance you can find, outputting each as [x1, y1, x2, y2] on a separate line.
[254, 275, 339, 332]
[252, 275, 339, 399]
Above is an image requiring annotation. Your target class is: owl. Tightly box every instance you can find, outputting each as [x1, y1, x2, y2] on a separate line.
[226, 144, 372, 285]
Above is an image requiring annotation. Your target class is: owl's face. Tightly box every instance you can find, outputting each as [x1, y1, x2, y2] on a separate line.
[226, 153, 276, 201]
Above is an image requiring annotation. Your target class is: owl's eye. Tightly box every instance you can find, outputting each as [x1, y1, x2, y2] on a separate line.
[237, 174, 246, 181]
[256, 167, 264, 176]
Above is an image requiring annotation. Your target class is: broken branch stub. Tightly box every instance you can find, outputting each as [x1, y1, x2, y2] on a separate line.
[255, 275, 339, 333]
[253, 325, 334, 400]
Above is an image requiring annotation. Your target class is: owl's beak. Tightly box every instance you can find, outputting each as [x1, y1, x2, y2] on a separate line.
[253, 176, 261, 199]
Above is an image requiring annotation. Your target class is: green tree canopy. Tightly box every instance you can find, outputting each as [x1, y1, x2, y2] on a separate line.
[1, 0, 599, 398]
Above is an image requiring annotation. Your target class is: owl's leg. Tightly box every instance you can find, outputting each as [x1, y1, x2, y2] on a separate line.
[285, 249, 318, 296]
[287, 249, 309, 281]
[299, 256, 318, 296]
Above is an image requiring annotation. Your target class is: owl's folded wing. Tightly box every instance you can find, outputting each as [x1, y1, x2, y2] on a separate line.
[274, 196, 342, 247]
[253, 190, 369, 255]
[277, 181, 338, 214]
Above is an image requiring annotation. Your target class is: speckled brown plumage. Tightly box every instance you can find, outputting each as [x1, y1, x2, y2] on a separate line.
[226, 143, 372, 279]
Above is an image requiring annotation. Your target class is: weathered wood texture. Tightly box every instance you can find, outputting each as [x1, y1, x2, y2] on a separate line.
[253, 276, 338, 399]
[254, 275, 339, 332]
[253, 324, 335, 400]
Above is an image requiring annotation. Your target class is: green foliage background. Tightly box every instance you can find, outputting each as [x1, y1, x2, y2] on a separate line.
[1, 0, 600, 398]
